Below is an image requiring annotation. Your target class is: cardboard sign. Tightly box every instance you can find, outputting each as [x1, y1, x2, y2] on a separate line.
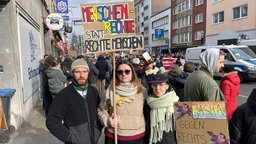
[68, 50, 76, 58]
[174, 102, 230, 144]
[80, 1, 143, 54]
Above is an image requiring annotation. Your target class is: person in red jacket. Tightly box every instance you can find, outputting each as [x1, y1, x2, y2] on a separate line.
[220, 65, 240, 120]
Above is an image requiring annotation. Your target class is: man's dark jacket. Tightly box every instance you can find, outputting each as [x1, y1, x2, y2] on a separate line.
[229, 88, 256, 144]
[46, 84, 102, 144]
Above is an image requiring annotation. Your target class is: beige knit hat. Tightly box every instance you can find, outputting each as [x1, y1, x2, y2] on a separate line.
[71, 59, 89, 72]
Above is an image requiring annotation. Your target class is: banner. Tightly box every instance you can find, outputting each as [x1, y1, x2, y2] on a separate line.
[80, 1, 143, 54]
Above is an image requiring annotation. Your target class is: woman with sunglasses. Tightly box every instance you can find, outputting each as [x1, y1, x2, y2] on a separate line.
[144, 73, 179, 144]
[98, 60, 148, 144]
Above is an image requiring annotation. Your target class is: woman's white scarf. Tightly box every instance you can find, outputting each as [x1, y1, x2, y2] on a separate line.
[115, 83, 137, 105]
[147, 91, 179, 144]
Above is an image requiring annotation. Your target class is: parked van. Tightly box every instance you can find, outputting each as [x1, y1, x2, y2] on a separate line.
[185, 45, 256, 82]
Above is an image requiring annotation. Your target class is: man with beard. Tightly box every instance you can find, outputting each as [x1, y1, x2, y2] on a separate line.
[46, 59, 103, 144]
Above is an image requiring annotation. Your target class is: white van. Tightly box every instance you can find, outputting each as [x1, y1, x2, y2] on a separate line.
[185, 45, 256, 82]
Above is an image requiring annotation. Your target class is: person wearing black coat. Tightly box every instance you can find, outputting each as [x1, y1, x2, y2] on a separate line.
[46, 59, 103, 144]
[229, 88, 256, 144]
[88, 58, 99, 87]
[61, 56, 73, 82]
[95, 55, 108, 97]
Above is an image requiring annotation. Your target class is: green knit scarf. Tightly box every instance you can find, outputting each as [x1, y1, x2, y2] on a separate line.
[72, 79, 88, 99]
[147, 91, 179, 144]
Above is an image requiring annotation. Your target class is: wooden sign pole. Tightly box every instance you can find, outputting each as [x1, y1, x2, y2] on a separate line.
[112, 52, 118, 144]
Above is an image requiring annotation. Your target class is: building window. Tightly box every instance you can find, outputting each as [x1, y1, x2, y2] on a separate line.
[195, 13, 203, 23]
[233, 4, 248, 19]
[196, 0, 203, 6]
[144, 5, 148, 10]
[212, 11, 224, 24]
[144, 16, 148, 21]
[195, 31, 204, 40]
[173, 0, 192, 15]
[164, 30, 168, 39]
[212, 0, 221, 3]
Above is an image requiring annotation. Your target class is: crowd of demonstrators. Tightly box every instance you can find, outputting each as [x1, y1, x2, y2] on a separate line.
[144, 73, 179, 144]
[98, 60, 148, 144]
[46, 59, 103, 144]
[184, 48, 225, 101]
[220, 65, 240, 120]
[39, 50, 254, 144]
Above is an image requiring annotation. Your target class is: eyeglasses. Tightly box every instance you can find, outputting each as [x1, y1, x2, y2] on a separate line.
[117, 69, 131, 75]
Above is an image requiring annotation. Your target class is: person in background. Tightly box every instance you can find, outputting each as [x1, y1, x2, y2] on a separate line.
[154, 55, 163, 68]
[219, 65, 240, 120]
[46, 59, 102, 144]
[98, 60, 148, 144]
[171, 61, 195, 102]
[95, 55, 108, 97]
[175, 56, 182, 67]
[184, 48, 225, 101]
[144, 59, 159, 76]
[168, 65, 182, 82]
[105, 56, 113, 89]
[39, 54, 51, 116]
[229, 88, 256, 144]
[46, 56, 67, 98]
[144, 73, 179, 144]
[131, 57, 141, 72]
[76, 55, 86, 61]
[88, 57, 99, 87]
[61, 55, 73, 83]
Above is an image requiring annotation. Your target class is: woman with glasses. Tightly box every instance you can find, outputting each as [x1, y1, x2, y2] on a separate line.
[98, 60, 148, 144]
[144, 73, 179, 144]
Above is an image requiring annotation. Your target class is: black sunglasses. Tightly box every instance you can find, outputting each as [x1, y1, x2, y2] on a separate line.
[117, 69, 131, 75]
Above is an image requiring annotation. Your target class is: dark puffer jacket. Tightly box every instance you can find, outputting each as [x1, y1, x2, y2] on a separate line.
[229, 88, 256, 144]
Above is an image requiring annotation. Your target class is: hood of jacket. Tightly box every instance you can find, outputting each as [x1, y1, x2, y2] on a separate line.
[200, 48, 220, 75]
[221, 72, 240, 85]
[47, 67, 62, 78]
[247, 88, 256, 113]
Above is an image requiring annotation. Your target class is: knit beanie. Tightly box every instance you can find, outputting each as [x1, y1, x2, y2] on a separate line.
[71, 59, 89, 72]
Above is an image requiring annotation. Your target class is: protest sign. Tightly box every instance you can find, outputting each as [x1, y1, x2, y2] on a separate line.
[80, 1, 143, 54]
[162, 57, 176, 70]
[174, 102, 230, 144]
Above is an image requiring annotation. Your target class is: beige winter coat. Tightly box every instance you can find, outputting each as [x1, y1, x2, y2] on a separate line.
[98, 86, 148, 136]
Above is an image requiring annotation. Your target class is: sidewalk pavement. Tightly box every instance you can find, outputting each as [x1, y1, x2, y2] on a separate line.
[1, 98, 105, 144]
[3, 98, 62, 144]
